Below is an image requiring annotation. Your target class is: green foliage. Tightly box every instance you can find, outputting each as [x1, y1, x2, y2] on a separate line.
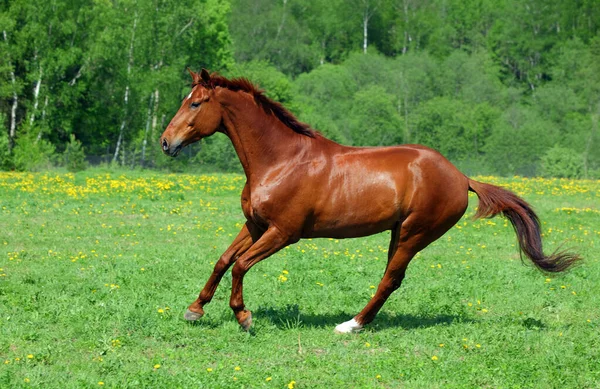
[194, 134, 242, 173]
[541, 146, 585, 179]
[347, 85, 402, 146]
[12, 132, 56, 172]
[226, 61, 295, 106]
[2, 0, 600, 177]
[484, 106, 558, 176]
[0, 116, 12, 169]
[63, 134, 87, 172]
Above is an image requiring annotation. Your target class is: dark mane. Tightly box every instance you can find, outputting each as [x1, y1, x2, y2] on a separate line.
[194, 74, 315, 138]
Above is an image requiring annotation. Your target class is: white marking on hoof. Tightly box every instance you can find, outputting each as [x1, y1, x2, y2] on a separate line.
[184, 309, 204, 321]
[334, 318, 363, 334]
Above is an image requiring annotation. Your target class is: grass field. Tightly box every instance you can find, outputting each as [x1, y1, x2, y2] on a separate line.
[0, 170, 599, 388]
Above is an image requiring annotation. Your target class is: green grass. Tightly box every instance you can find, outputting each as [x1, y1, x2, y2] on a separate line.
[1, 171, 599, 388]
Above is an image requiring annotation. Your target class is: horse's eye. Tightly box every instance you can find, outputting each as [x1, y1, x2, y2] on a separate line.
[190, 101, 201, 109]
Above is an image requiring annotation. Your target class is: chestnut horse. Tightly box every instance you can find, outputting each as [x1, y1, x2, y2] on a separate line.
[160, 69, 579, 333]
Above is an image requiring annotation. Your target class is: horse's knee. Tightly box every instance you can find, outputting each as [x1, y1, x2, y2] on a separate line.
[213, 255, 231, 273]
[231, 261, 248, 280]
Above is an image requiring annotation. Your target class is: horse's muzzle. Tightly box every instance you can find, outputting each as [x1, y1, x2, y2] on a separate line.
[161, 137, 183, 157]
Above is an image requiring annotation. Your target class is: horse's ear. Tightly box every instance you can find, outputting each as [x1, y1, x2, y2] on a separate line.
[200, 68, 211, 83]
[187, 67, 201, 84]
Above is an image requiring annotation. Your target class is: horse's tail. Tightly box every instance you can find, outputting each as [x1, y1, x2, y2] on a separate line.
[467, 178, 581, 273]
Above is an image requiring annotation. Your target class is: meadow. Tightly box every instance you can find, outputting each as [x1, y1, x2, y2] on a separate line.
[0, 170, 599, 388]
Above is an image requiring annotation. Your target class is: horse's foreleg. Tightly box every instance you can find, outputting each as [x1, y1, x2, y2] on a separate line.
[185, 224, 254, 321]
[229, 226, 289, 330]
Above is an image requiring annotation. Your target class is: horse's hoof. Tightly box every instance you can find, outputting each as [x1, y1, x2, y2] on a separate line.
[184, 309, 204, 321]
[334, 318, 363, 334]
[238, 311, 253, 331]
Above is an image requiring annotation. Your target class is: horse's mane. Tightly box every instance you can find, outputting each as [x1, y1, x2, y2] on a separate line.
[195, 74, 315, 138]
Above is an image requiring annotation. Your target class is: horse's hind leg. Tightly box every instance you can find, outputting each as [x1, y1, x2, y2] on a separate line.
[334, 213, 459, 333]
[185, 223, 253, 321]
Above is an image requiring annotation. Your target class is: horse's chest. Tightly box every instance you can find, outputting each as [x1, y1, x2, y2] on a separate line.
[241, 185, 272, 227]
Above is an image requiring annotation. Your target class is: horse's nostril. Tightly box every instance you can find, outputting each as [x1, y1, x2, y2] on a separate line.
[162, 138, 169, 151]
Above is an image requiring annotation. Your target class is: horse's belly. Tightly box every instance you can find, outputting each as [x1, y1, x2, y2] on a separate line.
[308, 197, 401, 239]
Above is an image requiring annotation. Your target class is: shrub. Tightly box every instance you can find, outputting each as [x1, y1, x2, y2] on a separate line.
[540, 146, 584, 178]
[12, 132, 56, 171]
[0, 124, 12, 169]
[64, 134, 88, 172]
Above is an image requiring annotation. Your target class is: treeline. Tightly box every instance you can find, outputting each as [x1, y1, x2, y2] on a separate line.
[2, 0, 600, 177]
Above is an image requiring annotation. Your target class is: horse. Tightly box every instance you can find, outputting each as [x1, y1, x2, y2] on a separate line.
[160, 68, 580, 333]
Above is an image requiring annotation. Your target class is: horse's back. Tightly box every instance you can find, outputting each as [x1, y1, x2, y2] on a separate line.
[306, 143, 469, 238]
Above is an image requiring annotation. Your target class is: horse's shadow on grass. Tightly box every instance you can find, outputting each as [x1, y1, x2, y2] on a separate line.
[253, 304, 475, 331]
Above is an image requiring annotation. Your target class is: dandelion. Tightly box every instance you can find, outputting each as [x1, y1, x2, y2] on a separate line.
[439, 343, 445, 347]
[234, 366, 241, 371]
[266, 377, 272, 382]
[154, 364, 161, 369]
[287, 380, 296, 389]
[157, 308, 164, 313]
[365, 342, 371, 347]
[27, 354, 33, 359]
[98, 382, 104, 386]
[24, 378, 30, 383]
[207, 368, 213, 372]
[376, 374, 382, 379]
[431, 355, 438, 361]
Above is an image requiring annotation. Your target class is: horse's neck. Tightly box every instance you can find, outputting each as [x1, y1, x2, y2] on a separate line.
[218, 90, 306, 179]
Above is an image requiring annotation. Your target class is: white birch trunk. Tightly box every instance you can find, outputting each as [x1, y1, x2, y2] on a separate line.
[402, 0, 409, 54]
[363, 12, 368, 54]
[3, 30, 18, 150]
[275, 0, 288, 41]
[141, 93, 153, 167]
[29, 65, 43, 127]
[150, 89, 160, 159]
[113, 12, 138, 164]
[36, 95, 49, 142]
[361, 0, 377, 54]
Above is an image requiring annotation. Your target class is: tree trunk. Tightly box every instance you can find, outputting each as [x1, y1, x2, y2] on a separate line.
[402, 0, 409, 54]
[29, 64, 43, 127]
[3, 30, 18, 152]
[275, 0, 288, 42]
[141, 93, 153, 167]
[363, 11, 368, 54]
[361, 0, 377, 54]
[113, 12, 138, 164]
[150, 89, 160, 162]
[36, 95, 49, 143]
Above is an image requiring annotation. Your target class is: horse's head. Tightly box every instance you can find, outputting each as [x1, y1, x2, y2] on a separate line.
[160, 68, 222, 157]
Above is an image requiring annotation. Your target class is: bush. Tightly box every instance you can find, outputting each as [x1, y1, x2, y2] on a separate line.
[193, 134, 242, 172]
[64, 134, 88, 172]
[0, 125, 12, 169]
[540, 146, 584, 178]
[12, 132, 56, 171]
